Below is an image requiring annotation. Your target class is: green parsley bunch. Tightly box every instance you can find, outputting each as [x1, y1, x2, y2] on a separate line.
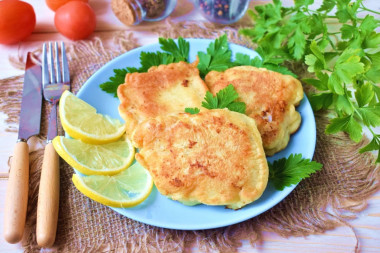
[240, 0, 380, 162]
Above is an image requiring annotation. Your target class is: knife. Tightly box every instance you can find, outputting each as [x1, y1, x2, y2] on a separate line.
[3, 53, 42, 244]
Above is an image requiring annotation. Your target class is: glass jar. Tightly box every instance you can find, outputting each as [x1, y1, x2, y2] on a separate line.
[193, 0, 250, 24]
[111, 0, 177, 25]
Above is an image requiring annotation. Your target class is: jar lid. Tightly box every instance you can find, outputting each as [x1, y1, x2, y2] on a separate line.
[111, 0, 136, 26]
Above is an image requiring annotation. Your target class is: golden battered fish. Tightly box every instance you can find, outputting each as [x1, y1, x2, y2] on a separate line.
[117, 61, 209, 137]
[205, 66, 303, 156]
[132, 109, 269, 209]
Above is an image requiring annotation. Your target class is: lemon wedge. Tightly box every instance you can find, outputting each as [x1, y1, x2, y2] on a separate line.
[72, 162, 153, 208]
[59, 90, 126, 144]
[53, 135, 135, 176]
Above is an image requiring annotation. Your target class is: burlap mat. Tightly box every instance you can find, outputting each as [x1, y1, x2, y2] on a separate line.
[1, 21, 379, 252]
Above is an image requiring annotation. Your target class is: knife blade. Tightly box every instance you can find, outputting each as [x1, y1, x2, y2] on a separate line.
[3, 52, 42, 244]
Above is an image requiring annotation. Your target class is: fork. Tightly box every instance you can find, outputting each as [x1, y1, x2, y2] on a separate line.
[36, 42, 70, 248]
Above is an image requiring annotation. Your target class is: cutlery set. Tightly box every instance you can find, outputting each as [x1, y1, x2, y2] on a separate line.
[4, 42, 70, 247]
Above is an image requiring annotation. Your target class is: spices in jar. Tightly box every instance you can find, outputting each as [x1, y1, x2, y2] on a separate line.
[195, 0, 249, 24]
[141, 0, 166, 18]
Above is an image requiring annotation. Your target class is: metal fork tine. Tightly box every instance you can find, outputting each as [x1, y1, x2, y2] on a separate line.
[48, 42, 56, 84]
[55, 42, 62, 83]
[42, 43, 49, 86]
[61, 42, 70, 83]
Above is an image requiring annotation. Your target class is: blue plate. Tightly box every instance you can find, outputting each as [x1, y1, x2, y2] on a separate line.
[76, 38, 317, 230]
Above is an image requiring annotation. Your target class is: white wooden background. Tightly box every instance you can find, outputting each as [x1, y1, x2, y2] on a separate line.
[0, 0, 379, 252]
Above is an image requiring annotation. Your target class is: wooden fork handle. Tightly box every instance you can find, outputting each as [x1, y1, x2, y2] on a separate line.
[3, 142, 29, 244]
[36, 143, 60, 248]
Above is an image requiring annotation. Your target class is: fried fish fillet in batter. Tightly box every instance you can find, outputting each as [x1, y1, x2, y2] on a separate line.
[205, 66, 303, 156]
[132, 109, 269, 209]
[117, 61, 208, 137]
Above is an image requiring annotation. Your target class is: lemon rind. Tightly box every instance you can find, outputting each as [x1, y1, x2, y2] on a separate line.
[53, 136, 135, 176]
[60, 119, 126, 145]
[72, 170, 153, 208]
[59, 90, 126, 145]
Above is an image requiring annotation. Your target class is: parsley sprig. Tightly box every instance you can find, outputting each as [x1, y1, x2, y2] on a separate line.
[158, 37, 189, 62]
[269, 154, 323, 190]
[240, 0, 380, 163]
[99, 37, 190, 97]
[98, 68, 133, 96]
[185, 84, 246, 114]
[197, 34, 296, 78]
[234, 53, 298, 78]
[197, 35, 234, 77]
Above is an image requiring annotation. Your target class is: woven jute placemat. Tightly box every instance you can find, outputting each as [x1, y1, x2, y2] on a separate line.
[1, 21, 379, 252]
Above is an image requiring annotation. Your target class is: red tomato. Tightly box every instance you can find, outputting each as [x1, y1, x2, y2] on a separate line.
[0, 0, 36, 45]
[45, 0, 88, 12]
[54, 1, 96, 40]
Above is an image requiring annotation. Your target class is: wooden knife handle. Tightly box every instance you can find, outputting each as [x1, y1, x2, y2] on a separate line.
[3, 142, 29, 244]
[36, 142, 60, 248]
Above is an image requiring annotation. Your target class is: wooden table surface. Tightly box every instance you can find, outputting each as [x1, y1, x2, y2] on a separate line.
[0, 0, 379, 252]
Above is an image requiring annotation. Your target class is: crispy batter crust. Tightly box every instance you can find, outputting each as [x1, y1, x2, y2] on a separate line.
[132, 109, 269, 209]
[205, 66, 303, 156]
[117, 61, 208, 138]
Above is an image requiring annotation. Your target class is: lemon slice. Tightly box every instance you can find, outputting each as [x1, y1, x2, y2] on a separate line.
[59, 90, 126, 144]
[72, 162, 153, 208]
[53, 135, 135, 176]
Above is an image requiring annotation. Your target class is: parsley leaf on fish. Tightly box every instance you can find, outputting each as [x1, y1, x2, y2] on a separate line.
[185, 84, 246, 114]
[185, 107, 201, 114]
